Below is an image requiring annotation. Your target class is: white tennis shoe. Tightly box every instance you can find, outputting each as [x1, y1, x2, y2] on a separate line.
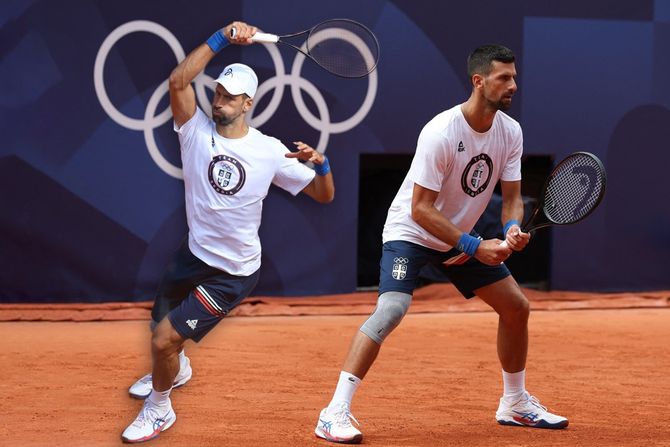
[121, 399, 176, 443]
[496, 391, 568, 429]
[128, 357, 192, 399]
[315, 402, 363, 444]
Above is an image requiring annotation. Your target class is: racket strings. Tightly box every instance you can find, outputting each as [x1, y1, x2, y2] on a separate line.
[543, 155, 606, 224]
[306, 20, 379, 78]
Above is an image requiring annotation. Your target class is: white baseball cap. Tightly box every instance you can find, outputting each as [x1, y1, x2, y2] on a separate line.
[214, 63, 258, 98]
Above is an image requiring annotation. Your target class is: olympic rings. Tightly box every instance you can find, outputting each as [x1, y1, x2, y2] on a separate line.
[94, 20, 378, 179]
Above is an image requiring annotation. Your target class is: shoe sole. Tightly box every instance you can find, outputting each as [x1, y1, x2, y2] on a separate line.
[315, 427, 362, 444]
[497, 418, 569, 429]
[121, 412, 176, 443]
[128, 371, 192, 400]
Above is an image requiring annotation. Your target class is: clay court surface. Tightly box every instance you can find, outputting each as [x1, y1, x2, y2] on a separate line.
[1, 285, 669, 446]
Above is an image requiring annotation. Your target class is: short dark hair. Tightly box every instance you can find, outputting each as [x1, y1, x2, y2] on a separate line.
[467, 44, 515, 77]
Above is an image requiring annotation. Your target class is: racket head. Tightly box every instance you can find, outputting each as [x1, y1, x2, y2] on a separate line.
[535, 151, 607, 229]
[305, 18, 380, 78]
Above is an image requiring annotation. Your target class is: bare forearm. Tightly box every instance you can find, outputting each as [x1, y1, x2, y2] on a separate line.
[310, 173, 335, 203]
[169, 44, 216, 90]
[501, 194, 524, 227]
[500, 180, 524, 227]
[411, 184, 463, 246]
[291, 144, 335, 203]
[412, 203, 462, 247]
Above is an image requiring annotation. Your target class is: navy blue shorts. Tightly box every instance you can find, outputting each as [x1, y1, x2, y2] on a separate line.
[378, 236, 511, 299]
[152, 239, 260, 342]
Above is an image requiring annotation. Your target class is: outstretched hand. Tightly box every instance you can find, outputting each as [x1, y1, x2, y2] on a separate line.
[285, 141, 326, 164]
[223, 21, 258, 45]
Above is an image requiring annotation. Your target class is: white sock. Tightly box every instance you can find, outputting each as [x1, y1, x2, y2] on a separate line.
[328, 371, 361, 410]
[178, 350, 188, 370]
[148, 387, 171, 407]
[502, 369, 526, 402]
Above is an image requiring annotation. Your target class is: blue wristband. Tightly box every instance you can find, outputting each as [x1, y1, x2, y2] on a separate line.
[314, 156, 330, 176]
[503, 219, 520, 237]
[206, 30, 229, 53]
[456, 233, 481, 257]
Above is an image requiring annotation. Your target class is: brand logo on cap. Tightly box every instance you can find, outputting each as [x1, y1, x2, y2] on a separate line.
[224, 67, 233, 77]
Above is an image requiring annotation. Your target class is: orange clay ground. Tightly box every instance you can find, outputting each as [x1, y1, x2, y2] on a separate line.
[1, 284, 669, 447]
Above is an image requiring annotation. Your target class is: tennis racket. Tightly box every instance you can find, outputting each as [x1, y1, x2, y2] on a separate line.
[500, 151, 607, 248]
[445, 151, 606, 265]
[231, 18, 379, 78]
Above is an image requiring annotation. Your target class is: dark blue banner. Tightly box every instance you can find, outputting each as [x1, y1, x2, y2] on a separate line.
[1, 0, 668, 302]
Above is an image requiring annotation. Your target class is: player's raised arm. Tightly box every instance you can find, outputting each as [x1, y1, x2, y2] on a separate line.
[168, 21, 257, 127]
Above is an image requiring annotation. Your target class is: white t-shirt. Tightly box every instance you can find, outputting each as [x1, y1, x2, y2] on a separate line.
[175, 108, 315, 276]
[382, 104, 523, 252]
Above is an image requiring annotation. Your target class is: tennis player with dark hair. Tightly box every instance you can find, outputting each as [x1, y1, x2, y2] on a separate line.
[314, 44, 568, 443]
[121, 21, 335, 443]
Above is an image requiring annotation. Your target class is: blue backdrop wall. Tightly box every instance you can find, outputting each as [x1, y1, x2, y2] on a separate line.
[1, 0, 668, 302]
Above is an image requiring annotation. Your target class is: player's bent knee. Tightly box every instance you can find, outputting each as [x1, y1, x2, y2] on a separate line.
[359, 291, 412, 344]
[511, 294, 530, 317]
[151, 334, 173, 358]
[519, 296, 530, 314]
[499, 294, 530, 323]
[151, 319, 184, 357]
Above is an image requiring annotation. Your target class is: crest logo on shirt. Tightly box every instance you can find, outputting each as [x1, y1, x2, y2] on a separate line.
[392, 257, 409, 280]
[208, 155, 246, 195]
[471, 162, 485, 188]
[461, 154, 493, 197]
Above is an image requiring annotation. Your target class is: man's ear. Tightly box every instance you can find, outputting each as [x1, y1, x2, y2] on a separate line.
[472, 73, 484, 89]
[244, 97, 253, 112]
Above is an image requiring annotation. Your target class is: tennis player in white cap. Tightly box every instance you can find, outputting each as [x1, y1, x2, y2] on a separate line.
[122, 20, 335, 443]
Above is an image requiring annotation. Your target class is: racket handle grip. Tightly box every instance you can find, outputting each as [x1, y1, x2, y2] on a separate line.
[229, 27, 279, 43]
[251, 32, 279, 43]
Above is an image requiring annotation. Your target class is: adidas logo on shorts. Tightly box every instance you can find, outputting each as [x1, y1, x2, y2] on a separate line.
[186, 319, 198, 330]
